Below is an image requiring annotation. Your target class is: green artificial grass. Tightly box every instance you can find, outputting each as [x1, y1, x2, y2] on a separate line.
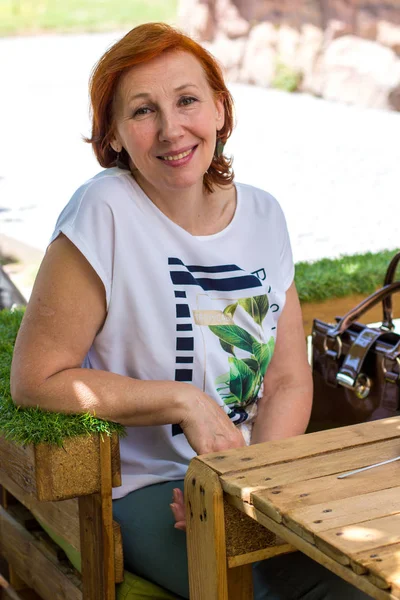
[0, 308, 126, 446]
[294, 249, 400, 303]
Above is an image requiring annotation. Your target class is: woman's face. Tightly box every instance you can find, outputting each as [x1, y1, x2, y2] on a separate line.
[111, 50, 225, 197]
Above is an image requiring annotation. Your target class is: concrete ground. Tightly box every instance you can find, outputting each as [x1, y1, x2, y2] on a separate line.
[1, 31, 400, 296]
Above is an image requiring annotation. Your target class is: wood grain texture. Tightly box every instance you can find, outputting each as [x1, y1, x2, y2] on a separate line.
[0, 506, 82, 600]
[221, 437, 400, 502]
[199, 417, 400, 476]
[78, 435, 115, 600]
[0, 437, 37, 496]
[185, 458, 230, 600]
[227, 564, 253, 600]
[0, 469, 80, 551]
[110, 433, 122, 489]
[228, 495, 396, 600]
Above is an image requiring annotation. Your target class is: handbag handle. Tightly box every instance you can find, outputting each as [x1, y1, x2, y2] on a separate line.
[327, 281, 400, 337]
[382, 252, 400, 327]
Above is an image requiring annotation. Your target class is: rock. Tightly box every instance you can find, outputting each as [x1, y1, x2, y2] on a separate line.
[356, 9, 378, 40]
[377, 20, 400, 55]
[215, 0, 250, 38]
[296, 24, 324, 91]
[276, 24, 300, 70]
[177, 0, 216, 42]
[239, 22, 277, 87]
[205, 34, 247, 81]
[310, 36, 400, 110]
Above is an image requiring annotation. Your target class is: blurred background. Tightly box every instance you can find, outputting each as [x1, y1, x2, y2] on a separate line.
[1, 0, 400, 300]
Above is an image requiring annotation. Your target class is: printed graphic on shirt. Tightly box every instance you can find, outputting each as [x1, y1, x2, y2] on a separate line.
[206, 295, 275, 421]
[169, 259, 278, 434]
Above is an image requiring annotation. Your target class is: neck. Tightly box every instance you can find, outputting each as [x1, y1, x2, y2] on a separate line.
[133, 173, 235, 236]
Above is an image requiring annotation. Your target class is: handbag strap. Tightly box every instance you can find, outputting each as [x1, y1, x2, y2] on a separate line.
[327, 281, 400, 338]
[383, 252, 400, 328]
[336, 328, 384, 391]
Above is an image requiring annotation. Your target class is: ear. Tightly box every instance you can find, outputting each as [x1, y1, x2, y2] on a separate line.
[110, 141, 122, 153]
[110, 136, 122, 153]
[215, 97, 225, 132]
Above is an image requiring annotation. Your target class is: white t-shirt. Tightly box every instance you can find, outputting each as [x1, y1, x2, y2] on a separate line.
[50, 168, 294, 499]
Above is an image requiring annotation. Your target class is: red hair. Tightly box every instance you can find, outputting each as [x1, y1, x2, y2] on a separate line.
[86, 22, 234, 193]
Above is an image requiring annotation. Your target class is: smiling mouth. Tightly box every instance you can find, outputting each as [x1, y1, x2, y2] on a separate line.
[158, 146, 197, 161]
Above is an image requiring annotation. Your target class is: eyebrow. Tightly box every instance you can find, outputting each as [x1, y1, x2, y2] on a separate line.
[127, 83, 200, 103]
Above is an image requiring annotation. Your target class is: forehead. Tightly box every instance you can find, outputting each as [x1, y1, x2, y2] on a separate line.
[117, 51, 211, 100]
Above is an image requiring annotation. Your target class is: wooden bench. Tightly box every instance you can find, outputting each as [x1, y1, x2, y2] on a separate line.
[0, 430, 295, 600]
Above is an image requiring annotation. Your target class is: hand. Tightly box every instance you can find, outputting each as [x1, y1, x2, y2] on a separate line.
[170, 487, 186, 531]
[179, 388, 246, 455]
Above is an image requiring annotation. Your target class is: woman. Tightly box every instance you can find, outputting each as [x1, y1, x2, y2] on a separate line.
[11, 23, 371, 599]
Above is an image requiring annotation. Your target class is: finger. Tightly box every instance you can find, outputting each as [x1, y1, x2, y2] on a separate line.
[173, 488, 184, 503]
[174, 521, 186, 531]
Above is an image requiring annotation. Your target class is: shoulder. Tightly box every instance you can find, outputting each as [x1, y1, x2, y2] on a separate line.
[71, 168, 134, 209]
[235, 181, 286, 218]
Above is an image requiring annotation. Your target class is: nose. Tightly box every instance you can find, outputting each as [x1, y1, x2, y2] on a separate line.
[158, 109, 185, 143]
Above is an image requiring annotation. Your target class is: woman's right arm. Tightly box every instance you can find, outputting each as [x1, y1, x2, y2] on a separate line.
[11, 235, 244, 455]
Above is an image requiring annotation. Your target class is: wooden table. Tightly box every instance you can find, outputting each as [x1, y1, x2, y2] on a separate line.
[185, 416, 400, 600]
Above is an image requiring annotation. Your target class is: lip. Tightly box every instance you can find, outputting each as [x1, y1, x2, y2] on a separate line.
[157, 145, 197, 158]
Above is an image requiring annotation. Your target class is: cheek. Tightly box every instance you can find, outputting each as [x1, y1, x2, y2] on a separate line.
[126, 124, 155, 153]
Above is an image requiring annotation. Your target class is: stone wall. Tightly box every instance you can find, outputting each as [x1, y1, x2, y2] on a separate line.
[178, 0, 400, 110]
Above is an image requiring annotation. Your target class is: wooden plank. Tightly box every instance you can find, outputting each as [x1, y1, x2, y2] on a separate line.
[1, 469, 124, 583]
[199, 417, 400, 476]
[227, 495, 397, 600]
[317, 513, 400, 562]
[285, 486, 400, 536]
[227, 545, 294, 568]
[0, 437, 37, 496]
[0, 574, 24, 600]
[251, 460, 400, 527]
[185, 458, 233, 600]
[354, 544, 400, 593]
[78, 435, 115, 600]
[227, 564, 253, 600]
[0, 506, 82, 600]
[35, 435, 101, 501]
[112, 521, 124, 584]
[99, 434, 115, 599]
[221, 438, 400, 502]
[0, 468, 80, 552]
[110, 433, 122, 489]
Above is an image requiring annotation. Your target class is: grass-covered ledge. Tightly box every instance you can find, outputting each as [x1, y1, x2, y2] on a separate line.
[0, 308, 126, 447]
[294, 248, 400, 303]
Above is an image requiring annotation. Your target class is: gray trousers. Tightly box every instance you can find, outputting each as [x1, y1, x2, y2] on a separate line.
[113, 480, 372, 600]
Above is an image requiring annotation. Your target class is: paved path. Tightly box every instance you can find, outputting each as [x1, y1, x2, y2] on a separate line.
[1, 32, 400, 264]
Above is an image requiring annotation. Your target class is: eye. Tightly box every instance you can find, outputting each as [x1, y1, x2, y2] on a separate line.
[180, 96, 197, 107]
[133, 106, 152, 118]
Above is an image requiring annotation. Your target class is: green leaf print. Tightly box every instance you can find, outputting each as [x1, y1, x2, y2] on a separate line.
[223, 303, 238, 317]
[238, 295, 269, 326]
[252, 336, 275, 376]
[228, 357, 257, 404]
[242, 358, 259, 372]
[219, 339, 236, 356]
[215, 372, 230, 386]
[209, 325, 257, 354]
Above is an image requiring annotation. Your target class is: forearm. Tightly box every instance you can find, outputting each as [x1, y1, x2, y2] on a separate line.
[250, 379, 313, 444]
[12, 367, 190, 427]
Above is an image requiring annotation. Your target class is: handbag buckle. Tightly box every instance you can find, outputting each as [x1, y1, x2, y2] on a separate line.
[323, 335, 343, 359]
[336, 372, 372, 399]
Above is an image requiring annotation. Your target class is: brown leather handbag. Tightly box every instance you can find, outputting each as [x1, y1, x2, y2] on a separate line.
[309, 252, 400, 431]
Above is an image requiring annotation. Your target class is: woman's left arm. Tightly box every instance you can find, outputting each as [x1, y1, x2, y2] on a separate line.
[251, 281, 313, 444]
